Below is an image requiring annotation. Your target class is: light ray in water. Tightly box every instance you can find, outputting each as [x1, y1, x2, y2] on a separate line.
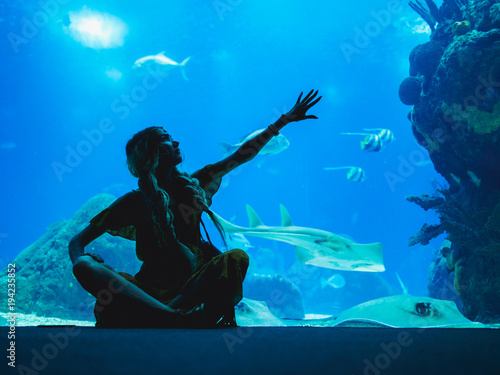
[64, 7, 128, 50]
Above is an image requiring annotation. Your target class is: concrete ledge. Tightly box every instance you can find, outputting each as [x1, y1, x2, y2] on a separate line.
[2, 326, 500, 374]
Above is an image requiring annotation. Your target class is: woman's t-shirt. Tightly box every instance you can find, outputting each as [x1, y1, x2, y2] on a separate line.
[89, 163, 224, 289]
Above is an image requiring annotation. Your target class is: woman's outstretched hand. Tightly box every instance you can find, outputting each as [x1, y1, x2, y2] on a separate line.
[282, 90, 322, 123]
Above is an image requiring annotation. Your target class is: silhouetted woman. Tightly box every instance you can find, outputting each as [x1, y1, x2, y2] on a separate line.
[68, 90, 321, 328]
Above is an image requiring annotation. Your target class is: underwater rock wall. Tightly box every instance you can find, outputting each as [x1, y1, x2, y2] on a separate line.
[427, 240, 463, 312]
[0, 194, 140, 321]
[401, 0, 500, 322]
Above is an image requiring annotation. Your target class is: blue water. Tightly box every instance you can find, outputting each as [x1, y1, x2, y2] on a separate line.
[1, 0, 445, 313]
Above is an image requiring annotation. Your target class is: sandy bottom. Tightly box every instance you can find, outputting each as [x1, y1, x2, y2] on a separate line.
[0, 312, 94, 327]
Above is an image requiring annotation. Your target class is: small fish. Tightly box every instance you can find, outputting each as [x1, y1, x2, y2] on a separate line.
[321, 273, 346, 289]
[341, 132, 384, 152]
[360, 134, 383, 152]
[324, 166, 367, 182]
[450, 173, 461, 184]
[219, 129, 290, 157]
[467, 170, 481, 187]
[227, 233, 253, 250]
[133, 52, 190, 81]
[363, 128, 395, 144]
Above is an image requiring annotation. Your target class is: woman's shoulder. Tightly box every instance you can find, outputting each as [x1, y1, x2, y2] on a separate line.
[190, 163, 223, 189]
[191, 163, 216, 180]
[110, 189, 147, 208]
[90, 189, 145, 230]
[190, 164, 223, 206]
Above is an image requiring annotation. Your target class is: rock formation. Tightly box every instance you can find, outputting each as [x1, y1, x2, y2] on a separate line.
[0, 194, 140, 321]
[402, 0, 500, 322]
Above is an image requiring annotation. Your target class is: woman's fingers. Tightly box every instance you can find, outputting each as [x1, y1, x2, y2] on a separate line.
[295, 89, 319, 106]
[302, 89, 315, 103]
[296, 92, 303, 104]
[290, 90, 321, 120]
[302, 91, 319, 108]
[306, 95, 322, 109]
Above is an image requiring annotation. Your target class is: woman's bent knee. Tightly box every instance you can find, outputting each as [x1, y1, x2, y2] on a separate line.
[228, 248, 249, 265]
[72, 256, 116, 282]
[225, 249, 249, 275]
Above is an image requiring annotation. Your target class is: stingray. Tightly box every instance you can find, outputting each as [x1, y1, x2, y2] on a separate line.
[235, 298, 285, 327]
[213, 205, 384, 272]
[285, 296, 484, 328]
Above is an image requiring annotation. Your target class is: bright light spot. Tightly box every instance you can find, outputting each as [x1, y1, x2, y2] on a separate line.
[105, 67, 122, 81]
[324, 86, 339, 101]
[394, 16, 431, 35]
[65, 7, 128, 49]
[412, 18, 431, 35]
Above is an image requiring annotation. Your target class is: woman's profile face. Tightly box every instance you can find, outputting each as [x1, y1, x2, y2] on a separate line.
[155, 128, 182, 166]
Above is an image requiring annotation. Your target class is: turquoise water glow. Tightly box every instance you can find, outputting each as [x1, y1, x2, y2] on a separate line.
[1, 0, 444, 319]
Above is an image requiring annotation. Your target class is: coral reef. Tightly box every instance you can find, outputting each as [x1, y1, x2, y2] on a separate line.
[427, 240, 463, 312]
[0, 194, 140, 321]
[399, 76, 422, 105]
[402, 0, 500, 322]
[452, 20, 472, 35]
[408, 223, 444, 246]
[406, 194, 445, 211]
[409, 41, 444, 81]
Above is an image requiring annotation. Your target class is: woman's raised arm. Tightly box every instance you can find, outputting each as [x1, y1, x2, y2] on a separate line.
[210, 90, 321, 177]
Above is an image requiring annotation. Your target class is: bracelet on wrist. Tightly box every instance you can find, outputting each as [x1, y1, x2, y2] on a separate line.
[81, 253, 101, 263]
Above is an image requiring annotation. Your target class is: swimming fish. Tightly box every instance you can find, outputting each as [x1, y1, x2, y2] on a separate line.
[132, 52, 190, 81]
[219, 129, 290, 157]
[321, 273, 346, 289]
[235, 298, 285, 327]
[211, 205, 385, 272]
[324, 166, 367, 182]
[450, 173, 461, 184]
[360, 134, 383, 152]
[227, 233, 253, 250]
[467, 170, 481, 187]
[341, 132, 384, 152]
[363, 128, 395, 144]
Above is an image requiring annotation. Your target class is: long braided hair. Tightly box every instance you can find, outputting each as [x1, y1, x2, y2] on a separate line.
[125, 126, 225, 250]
